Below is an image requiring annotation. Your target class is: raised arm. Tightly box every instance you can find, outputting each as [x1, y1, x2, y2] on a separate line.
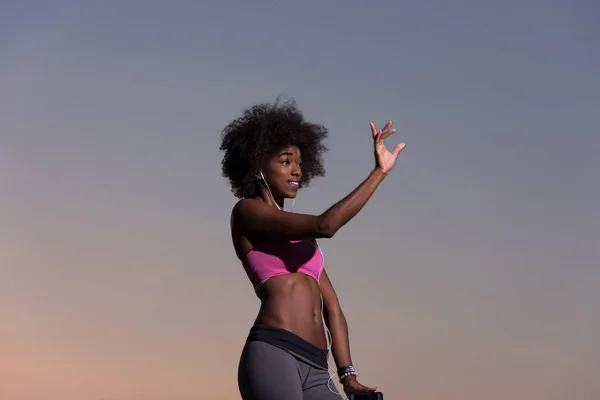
[232, 121, 405, 240]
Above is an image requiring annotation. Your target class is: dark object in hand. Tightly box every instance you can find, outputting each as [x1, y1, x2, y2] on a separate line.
[350, 392, 383, 400]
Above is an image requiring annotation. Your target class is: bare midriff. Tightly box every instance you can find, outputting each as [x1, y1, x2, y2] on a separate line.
[254, 273, 327, 349]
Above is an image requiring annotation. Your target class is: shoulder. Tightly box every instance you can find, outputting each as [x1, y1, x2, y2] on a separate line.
[232, 198, 260, 217]
[231, 198, 269, 227]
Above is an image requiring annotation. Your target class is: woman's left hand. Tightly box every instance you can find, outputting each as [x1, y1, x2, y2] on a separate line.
[342, 375, 377, 397]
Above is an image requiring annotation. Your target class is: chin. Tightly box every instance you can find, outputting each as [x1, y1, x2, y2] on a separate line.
[285, 190, 299, 199]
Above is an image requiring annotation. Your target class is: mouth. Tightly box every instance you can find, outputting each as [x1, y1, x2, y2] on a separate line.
[287, 180, 299, 188]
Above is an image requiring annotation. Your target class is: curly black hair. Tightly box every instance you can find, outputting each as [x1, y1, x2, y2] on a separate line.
[219, 98, 328, 199]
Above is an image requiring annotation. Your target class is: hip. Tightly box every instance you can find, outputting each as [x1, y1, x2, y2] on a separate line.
[244, 323, 329, 369]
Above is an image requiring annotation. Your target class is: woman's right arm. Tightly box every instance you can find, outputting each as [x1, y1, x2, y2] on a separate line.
[232, 120, 406, 240]
[233, 167, 387, 239]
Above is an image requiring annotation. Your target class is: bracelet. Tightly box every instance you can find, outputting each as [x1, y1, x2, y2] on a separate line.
[339, 370, 357, 383]
[337, 365, 357, 383]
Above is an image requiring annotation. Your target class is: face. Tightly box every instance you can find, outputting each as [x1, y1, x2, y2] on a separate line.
[260, 145, 303, 200]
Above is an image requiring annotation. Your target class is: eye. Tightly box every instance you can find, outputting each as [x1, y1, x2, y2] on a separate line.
[281, 160, 289, 165]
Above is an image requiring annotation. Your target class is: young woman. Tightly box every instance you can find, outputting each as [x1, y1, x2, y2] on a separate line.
[219, 99, 405, 400]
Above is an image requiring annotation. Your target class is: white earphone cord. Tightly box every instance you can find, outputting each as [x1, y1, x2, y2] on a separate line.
[260, 171, 282, 211]
[261, 171, 345, 399]
[322, 268, 346, 399]
[259, 171, 296, 213]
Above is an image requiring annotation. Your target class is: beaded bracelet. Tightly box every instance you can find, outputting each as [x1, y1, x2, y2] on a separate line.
[337, 365, 357, 383]
[339, 370, 357, 383]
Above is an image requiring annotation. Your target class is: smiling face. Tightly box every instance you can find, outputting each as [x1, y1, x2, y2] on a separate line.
[259, 145, 303, 203]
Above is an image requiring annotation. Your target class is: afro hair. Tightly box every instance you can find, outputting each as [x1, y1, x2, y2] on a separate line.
[219, 98, 328, 199]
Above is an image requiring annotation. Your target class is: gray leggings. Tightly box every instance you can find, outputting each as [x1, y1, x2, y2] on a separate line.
[238, 340, 343, 400]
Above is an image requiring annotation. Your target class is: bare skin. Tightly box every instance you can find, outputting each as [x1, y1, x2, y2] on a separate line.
[231, 121, 405, 396]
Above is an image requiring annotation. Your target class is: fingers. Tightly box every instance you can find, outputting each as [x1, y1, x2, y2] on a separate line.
[380, 120, 394, 140]
[371, 120, 396, 141]
[382, 128, 397, 140]
[370, 122, 378, 138]
[357, 386, 376, 393]
[347, 381, 377, 393]
[392, 142, 406, 156]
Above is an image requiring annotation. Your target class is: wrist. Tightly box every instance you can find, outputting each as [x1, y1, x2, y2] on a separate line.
[337, 365, 358, 383]
[372, 167, 388, 180]
[341, 374, 358, 385]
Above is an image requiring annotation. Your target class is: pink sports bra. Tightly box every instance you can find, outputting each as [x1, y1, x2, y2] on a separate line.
[241, 239, 324, 294]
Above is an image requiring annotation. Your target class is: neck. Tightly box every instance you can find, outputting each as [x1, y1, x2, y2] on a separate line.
[259, 186, 284, 210]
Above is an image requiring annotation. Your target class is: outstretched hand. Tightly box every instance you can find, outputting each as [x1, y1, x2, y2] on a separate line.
[370, 120, 405, 174]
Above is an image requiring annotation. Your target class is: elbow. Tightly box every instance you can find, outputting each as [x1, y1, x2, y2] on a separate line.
[317, 218, 337, 239]
[324, 304, 345, 323]
[328, 304, 344, 318]
[320, 227, 335, 239]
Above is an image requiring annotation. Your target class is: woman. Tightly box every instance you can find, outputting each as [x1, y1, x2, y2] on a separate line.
[219, 99, 405, 400]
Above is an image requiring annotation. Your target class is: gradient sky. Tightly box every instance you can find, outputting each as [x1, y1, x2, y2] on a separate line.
[1, 1, 599, 399]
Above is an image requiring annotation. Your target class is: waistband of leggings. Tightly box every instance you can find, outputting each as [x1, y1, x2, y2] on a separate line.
[246, 323, 329, 369]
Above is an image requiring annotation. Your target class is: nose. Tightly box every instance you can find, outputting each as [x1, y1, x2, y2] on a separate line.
[292, 163, 301, 177]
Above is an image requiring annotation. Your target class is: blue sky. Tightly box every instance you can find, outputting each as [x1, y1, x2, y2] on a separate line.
[1, 1, 599, 399]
